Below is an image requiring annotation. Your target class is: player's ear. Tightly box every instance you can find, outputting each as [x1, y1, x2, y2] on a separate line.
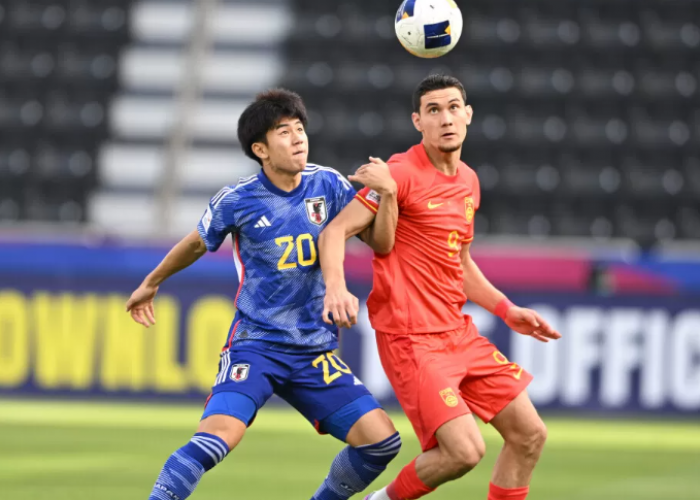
[251, 142, 268, 163]
[465, 105, 474, 126]
[411, 112, 422, 133]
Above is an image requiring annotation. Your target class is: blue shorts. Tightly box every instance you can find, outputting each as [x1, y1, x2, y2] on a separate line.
[202, 344, 380, 441]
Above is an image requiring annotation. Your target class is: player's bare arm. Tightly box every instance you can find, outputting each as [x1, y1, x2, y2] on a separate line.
[460, 242, 561, 342]
[126, 229, 207, 328]
[318, 201, 374, 329]
[319, 159, 398, 329]
[353, 157, 399, 255]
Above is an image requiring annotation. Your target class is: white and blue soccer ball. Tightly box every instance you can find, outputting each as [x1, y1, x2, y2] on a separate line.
[395, 0, 463, 58]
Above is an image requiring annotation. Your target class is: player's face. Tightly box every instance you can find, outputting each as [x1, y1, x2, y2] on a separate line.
[257, 118, 308, 173]
[412, 88, 473, 153]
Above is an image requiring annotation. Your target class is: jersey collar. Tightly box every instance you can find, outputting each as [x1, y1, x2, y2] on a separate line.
[414, 141, 462, 181]
[257, 169, 306, 197]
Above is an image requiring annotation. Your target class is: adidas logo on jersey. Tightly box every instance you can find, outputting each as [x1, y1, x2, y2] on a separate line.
[254, 216, 272, 228]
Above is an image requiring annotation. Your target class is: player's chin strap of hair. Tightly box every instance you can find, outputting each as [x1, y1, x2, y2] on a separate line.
[495, 298, 516, 321]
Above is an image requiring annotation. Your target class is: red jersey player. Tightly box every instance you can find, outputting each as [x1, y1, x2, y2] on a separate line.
[318, 74, 561, 500]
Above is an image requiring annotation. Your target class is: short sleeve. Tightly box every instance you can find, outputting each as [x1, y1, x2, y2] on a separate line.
[471, 168, 481, 210]
[355, 187, 380, 213]
[197, 186, 238, 252]
[354, 161, 410, 214]
[464, 169, 481, 243]
[332, 171, 357, 212]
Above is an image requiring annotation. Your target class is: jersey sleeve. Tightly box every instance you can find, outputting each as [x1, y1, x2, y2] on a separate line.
[464, 169, 481, 243]
[331, 170, 357, 212]
[197, 186, 238, 252]
[355, 187, 380, 214]
[354, 160, 410, 214]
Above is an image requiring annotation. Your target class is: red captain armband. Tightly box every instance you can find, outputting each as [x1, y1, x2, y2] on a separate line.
[355, 189, 379, 214]
[494, 298, 515, 320]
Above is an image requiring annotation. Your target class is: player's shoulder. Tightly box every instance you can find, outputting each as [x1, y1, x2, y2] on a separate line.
[459, 162, 479, 186]
[386, 149, 413, 168]
[209, 174, 261, 206]
[386, 145, 424, 181]
[303, 163, 353, 190]
[235, 173, 262, 190]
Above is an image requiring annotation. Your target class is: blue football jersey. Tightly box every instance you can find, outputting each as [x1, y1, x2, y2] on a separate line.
[197, 165, 357, 353]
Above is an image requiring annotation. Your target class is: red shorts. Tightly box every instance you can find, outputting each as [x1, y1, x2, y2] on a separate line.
[376, 317, 533, 451]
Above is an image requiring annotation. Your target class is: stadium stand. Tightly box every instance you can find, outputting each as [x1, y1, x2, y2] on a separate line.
[0, 0, 698, 245]
[283, 0, 700, 245]
[90, 0, 291, 236]
[0, 0, 131, 224]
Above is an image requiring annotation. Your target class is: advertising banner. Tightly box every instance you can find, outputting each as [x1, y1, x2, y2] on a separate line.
[1, 270, 698, 415]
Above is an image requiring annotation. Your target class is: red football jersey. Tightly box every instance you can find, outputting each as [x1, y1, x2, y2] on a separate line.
[356, 143, 480, 335]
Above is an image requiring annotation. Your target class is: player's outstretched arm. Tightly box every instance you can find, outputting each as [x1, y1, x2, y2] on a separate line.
[350, 157, 399, 254]
[349, 157, 399, 255]
[318, 200, 375, 328]
[460, 242, 561, 342]
[126, 229, 208, 328]
[319, 158, 398, 327]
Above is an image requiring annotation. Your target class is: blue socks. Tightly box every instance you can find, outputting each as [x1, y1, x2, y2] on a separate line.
[149, 433, 229, 500]
[312, 432, 402, 500]
[148, 430, 400, 500]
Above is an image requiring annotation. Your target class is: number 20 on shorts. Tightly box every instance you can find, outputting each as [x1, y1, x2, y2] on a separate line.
[493, 350, 524, 380]
[313, 353, 352, 385]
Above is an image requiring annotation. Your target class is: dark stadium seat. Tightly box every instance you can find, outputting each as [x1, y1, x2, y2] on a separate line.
[56, 45, 119, 87]
[68, 0, 129, 36]
[0, 0, 130, 222]
[677, 205, 700, 239]
[0, 146, 31, 181]
[281, 0, 699, 243]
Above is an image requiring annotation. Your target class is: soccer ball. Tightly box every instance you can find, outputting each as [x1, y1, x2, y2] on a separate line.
[395, 0, 463, 58]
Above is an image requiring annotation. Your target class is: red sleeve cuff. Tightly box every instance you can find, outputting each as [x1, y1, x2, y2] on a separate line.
[355, 188, 379, 214]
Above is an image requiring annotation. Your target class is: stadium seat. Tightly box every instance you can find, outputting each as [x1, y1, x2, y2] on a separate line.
[3, 0, 693, 242]
[0, 0, 128, 222]
[281, 0, 697, 244]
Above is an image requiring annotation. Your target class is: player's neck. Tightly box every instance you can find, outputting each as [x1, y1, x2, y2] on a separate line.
[423, 143, 461, 176]
[262, 164, 302, 192]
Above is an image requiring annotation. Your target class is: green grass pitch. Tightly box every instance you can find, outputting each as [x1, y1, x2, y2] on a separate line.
[1, 399, 699, 500]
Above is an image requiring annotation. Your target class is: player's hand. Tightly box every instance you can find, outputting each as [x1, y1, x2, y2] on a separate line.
[125, 283, 159, 328]
[323, 284, 360, 329]
[349, 157, 397, 196]
[504, 307, 561, 343]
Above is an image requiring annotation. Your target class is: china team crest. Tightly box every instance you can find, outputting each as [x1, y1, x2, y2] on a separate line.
[465, 197, 474, 224]
[230, 364, 250, 382]
[439, 387, 459, 407]
[305, 197, 328, 226]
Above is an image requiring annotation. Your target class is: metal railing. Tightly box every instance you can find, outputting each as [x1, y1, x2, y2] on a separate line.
[157, 0, 220, 237]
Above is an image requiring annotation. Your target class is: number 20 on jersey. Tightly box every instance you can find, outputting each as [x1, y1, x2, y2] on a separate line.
[275, 234, 317, 270]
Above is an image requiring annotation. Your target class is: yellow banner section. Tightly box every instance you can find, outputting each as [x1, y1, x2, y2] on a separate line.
[0, 290, 236, 395]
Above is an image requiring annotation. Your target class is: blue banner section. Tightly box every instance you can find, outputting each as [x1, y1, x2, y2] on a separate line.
[1, 263, 699, 415]
[0, 273, 236, 402]
[352, 291, 700, 415]
[0, 241, 237, 282]
[4, 240, 700, 291]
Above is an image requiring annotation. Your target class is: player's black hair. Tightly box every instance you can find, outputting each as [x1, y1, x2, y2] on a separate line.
[237, 88, 309, 165]
[412, 74, 467, 113]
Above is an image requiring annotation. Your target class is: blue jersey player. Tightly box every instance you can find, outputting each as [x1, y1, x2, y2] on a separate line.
[126, 89, 402, 500]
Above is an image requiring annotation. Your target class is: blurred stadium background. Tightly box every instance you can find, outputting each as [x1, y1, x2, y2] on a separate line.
[1, 0, 699, 499]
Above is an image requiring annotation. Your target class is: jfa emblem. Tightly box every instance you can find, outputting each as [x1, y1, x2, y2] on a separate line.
[230, 364, 250, 383]
[439, 387, 459, 407]
[465, 197, 474, 224]
[305, 197, 328, 226]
